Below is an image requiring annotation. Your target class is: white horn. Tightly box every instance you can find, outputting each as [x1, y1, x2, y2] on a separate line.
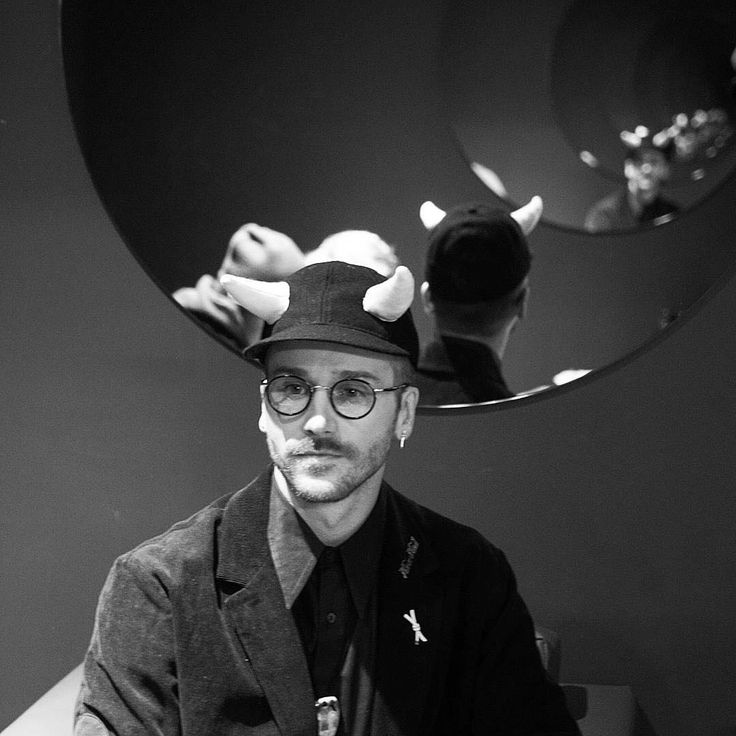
[419, 200, 447, 230]
[363, 266, 415, 322]
[220, 274, 290, 324]
[470, 161, 509, 198]
[510, 195, 543, 236]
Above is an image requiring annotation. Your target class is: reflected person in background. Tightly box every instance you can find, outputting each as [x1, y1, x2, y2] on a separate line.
[415, 197, 543, 405]
[76, 260, 579, 736]
[172, 223, 305, 351]
[584, 128, 680, 233]
[172, 223, 399, 352]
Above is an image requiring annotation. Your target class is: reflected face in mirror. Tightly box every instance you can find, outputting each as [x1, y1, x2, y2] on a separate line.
[625, 149, 672, 203]
[584, 137, 680, 233]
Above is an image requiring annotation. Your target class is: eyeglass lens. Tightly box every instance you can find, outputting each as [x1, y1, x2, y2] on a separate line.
[266, 376, 377, 419]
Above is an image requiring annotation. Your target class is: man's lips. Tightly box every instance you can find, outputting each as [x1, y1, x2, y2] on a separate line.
[291, 451, 341, 458]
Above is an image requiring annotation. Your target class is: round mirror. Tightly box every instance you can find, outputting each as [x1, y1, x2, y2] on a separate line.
[441, 0, 736, 234]
[61, 0, 736, 412]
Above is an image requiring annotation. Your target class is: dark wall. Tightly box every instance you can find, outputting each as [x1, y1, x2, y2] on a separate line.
[2, 3, 736, 736]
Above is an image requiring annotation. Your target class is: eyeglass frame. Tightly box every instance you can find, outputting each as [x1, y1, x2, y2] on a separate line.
[260, 374, 410, 419]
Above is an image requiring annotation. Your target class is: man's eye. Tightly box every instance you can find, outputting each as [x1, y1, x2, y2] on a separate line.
[335, 381, 372, 401]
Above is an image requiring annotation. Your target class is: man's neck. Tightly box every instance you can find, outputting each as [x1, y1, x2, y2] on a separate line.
[435, 326, 507, 360]
[272, 466, 384, 546]
[628, 183, 657, 214]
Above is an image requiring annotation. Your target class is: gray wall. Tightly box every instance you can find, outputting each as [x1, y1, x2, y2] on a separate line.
[3, 3, 736, 736]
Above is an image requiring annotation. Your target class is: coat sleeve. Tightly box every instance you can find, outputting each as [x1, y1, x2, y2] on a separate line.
[75, 553, 180, 736]
[467, 546, 581, 736]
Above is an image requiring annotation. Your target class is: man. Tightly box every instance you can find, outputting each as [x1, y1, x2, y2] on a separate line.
[584, 130, 679, 233]
[415, 197, 542, 405]
[76, 261, 578, 735]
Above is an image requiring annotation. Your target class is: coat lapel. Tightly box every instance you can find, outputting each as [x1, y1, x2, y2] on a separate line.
[372, 487, 446, 736]
[216, 469, 315, 736]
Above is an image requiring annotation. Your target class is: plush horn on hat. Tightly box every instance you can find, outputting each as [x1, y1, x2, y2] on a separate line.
[363, 265, 415, 322]
[419, 200, 447, 230]
[219, 274, 290, 324]
[510, 195, 543, 236]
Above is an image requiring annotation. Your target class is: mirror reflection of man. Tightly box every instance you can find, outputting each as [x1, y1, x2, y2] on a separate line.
[76, 260, 579, 736]
[584, 129, 680, 233]
[415, 197, 542, 405]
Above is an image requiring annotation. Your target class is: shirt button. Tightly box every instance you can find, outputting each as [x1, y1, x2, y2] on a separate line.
[326, 612, 337, 624]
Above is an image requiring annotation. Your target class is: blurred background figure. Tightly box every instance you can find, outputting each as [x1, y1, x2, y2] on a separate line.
[303, 229, 399, 276]
[173, 223, 399, 352]
[173, 223, 305, 351]
[584, 127, 680, 233]
[415, 197, 542, 405]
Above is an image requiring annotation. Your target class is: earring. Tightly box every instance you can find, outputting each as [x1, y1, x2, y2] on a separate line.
[399, 431, 407, 449]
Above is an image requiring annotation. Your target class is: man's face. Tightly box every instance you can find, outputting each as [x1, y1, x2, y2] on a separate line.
[625, 150, 670, 200]
[260, 341, 417, 504]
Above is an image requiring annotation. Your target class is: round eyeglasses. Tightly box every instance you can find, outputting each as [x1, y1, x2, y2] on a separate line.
[262, 375, 409, 420]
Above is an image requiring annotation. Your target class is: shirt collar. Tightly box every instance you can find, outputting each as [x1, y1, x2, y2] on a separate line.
[267, 480, 386, 615]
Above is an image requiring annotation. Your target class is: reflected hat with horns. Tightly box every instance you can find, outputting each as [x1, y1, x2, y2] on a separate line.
[221, 261, 419, 367]
[420, 196, 542, 304]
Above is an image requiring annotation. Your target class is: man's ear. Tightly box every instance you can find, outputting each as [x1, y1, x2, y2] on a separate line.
[518, 282, 530, 320]
[394, 385, 419, 442]
[420, 281, 434, 316]
[258, 385, 268, 434]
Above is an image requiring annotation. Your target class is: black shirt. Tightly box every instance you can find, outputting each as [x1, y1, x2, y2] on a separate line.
[268, 483, 386, 735]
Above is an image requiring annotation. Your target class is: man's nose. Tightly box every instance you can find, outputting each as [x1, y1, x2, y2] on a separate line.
[302, 387, 336, 435]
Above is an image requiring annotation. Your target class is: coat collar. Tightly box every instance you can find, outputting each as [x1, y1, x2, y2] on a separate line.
[216, 468, 315, 736]
[216, 467, 273, 586]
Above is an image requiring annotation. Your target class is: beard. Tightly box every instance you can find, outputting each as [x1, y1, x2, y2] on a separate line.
[267, 432, 392, 504]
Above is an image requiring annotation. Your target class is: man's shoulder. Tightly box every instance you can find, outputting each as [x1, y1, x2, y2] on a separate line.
[124, 495, 229, 561]
[116, 470, 271, 579]
[591, 189, 627, 215]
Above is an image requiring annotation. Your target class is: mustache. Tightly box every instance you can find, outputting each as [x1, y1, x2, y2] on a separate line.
[287, 438, 351, 456]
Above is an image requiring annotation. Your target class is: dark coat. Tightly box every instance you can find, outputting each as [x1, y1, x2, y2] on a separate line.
[76, 468, 578, 735]
[416, 336, 514, 406]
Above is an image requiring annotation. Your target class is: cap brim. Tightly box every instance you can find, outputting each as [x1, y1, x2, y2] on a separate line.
[243, 323, 412, 366]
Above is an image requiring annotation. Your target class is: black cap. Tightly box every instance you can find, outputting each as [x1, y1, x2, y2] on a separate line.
[243, 261, 420, 367]
[425, 203, 531, 303]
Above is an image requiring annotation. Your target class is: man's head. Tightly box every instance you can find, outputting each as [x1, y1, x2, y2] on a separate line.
[221, 261, 420, 503]
[258, 340, 416, 503]
[419, 197, 542, 344]
[621, 131, 675, 205]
